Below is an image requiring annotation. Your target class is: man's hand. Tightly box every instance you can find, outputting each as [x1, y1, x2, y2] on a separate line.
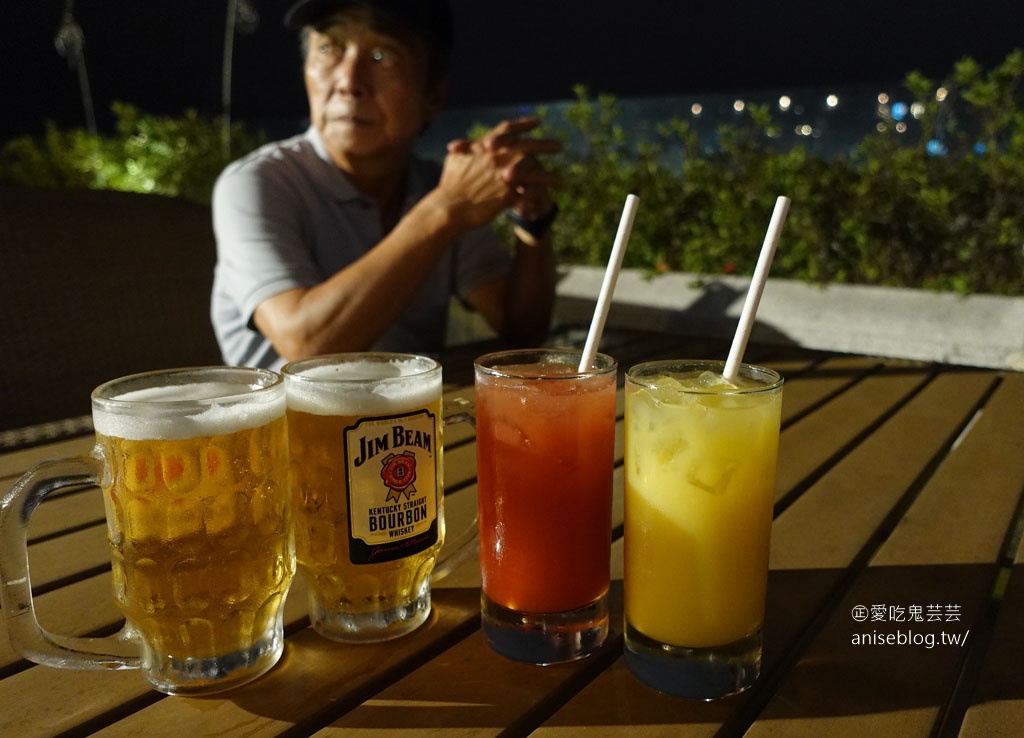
[438, 117, 562, 233]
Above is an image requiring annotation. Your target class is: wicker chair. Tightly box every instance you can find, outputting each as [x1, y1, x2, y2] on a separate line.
[0, 186, 223, 433]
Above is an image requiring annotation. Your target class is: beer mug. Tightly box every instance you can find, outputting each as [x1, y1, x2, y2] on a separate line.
[0, 367, 294, 695]
[282, 353, 476, 643]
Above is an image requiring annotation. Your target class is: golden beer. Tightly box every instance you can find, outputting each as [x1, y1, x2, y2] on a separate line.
[283, 354, 445, 642]
[92, 370, 293, 693]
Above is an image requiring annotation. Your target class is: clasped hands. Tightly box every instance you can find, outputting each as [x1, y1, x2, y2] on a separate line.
[440, 117, 562, 240]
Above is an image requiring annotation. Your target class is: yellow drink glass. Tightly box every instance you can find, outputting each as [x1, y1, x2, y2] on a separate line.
[624, 359, 782, 699]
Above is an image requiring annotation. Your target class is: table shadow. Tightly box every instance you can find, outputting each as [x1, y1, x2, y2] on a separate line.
[220, 563, 1019, 733]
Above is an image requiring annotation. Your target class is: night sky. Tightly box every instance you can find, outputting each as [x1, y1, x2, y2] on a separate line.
[3, 0, 1022, 141]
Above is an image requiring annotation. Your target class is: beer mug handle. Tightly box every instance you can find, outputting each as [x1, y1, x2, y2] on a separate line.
[431, 398, 478, 582]
[0, 455, 141, 670]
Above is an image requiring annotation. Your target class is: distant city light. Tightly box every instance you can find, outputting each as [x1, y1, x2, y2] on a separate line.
[497, 84, 969, 159]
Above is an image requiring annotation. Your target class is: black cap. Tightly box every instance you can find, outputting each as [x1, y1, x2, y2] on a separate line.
[284, 0, 454, 59]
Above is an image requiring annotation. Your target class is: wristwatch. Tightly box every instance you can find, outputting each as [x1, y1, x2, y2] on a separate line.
[507, 203, 559, 239]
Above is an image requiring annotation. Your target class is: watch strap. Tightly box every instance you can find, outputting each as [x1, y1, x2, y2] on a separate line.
[507, 203, 558, 239]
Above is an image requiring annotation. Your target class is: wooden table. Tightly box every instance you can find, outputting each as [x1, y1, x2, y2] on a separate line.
[2, 328, 1022, 738]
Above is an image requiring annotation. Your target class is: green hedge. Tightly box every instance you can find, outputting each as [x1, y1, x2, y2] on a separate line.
[0, 102, 267, 205]
[3, 51, 1023, 295]
[523, 51, 1024, 296]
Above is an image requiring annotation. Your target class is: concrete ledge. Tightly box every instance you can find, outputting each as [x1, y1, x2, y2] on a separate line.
[555, 266, 1024, 371]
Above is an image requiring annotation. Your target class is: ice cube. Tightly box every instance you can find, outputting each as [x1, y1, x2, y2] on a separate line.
[491, 419, 529, 449]
[651, 432, 689, 467]
[696, 371, 738, 391]
[686, 455, 739, 495]
[652, 375, 685, 392]
[647, 376, 689, 407]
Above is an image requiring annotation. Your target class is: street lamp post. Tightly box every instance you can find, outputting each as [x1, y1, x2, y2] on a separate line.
[222, 0, 259, 158]
[54, 0, 96, 135]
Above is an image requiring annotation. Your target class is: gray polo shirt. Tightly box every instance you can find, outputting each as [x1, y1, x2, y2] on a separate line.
[210, 127, 512, 370]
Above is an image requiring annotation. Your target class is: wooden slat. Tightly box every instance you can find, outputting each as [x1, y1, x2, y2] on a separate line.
[768, 371, 993, 572]
[957, 563, 1024, 738]
[293, 361, 936, 738]
[871, 373, 1023, 567]
[0, 435, 95, 482]
[83, 589, 480, 738]
[774, 355, 884, 423]
[0, 575, 315, 737]
[309, 583, 625, 738]
[442, 386, 479, 446]
[435, 485, 483, 589]
[1, 335, 1020, 738]
[27, 485, 106, 541]
[0, 445, 480, 732]
[746, 371, 1016, 737]
[0, 573, 122, 670]
[774, 358, 930, 506]
[0, 573, 312, 672]
[536, 570, 843, 736]
[533, 367, 994, 737]
[951, 373, 1024, 738]
[22, 524, 112, 591]
[0, 659, 153, 738]
[443, 440, 480, 491]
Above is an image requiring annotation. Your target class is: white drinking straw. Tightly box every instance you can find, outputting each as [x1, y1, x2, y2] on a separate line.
[578, 194, 640, 371]
[723, 196, 791, 382]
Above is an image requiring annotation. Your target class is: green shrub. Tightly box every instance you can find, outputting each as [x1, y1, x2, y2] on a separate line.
[530, 51, 1024, 296]
[0, 102, 266, 204]
[3, 51, 1023, 295]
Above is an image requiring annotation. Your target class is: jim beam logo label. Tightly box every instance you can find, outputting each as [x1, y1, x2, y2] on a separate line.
[343, 409, 439, 565]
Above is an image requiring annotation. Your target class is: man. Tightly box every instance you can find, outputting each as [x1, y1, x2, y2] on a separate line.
[211, 0, 561, 369]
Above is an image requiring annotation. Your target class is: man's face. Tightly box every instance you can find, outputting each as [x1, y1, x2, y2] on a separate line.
[304, 13, 444, 170]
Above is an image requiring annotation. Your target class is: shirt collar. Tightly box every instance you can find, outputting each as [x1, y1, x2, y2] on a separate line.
[303, 126, 429, 215]
[303, 126, 365, 204]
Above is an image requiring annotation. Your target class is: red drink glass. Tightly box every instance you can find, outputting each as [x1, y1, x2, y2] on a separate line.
[474, 349, 617, 663]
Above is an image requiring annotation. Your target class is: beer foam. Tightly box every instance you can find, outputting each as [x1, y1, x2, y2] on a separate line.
[93, 381, 286, 440]
[286, 359, 440, 415]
